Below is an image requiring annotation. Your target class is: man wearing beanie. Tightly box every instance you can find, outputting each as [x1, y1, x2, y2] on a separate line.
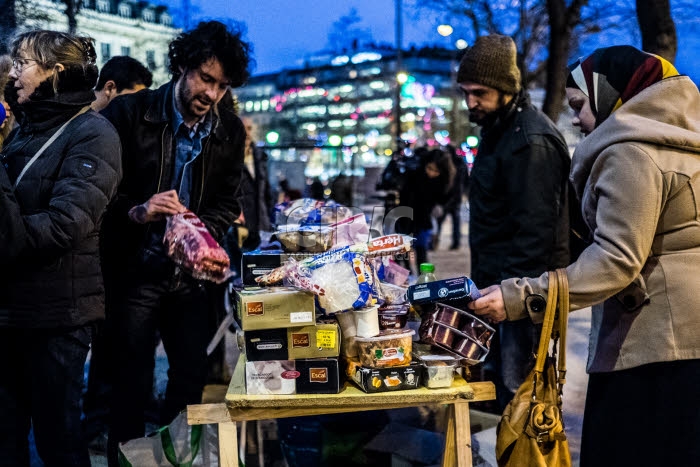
[457, 34, 571, 411]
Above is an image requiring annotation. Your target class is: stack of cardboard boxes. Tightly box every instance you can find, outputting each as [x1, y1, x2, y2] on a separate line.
[234, 285, 343, 395]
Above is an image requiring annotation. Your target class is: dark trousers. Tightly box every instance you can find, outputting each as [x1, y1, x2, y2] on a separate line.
[581, 359, 700, 467]
[0, 326, 92, 467]
[106, 273, 209, 466]
[437, 205, 461, 248]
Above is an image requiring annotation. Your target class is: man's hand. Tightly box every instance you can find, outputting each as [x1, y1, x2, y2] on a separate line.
[468, 285, 507, 323]
[128, 190, 186, 224]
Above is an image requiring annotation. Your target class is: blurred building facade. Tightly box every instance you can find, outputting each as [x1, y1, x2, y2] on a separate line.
[234, 45, 476, 185]
[10, 0, 178, 86]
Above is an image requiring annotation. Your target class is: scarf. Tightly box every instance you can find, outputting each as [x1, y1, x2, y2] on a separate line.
[566, 45, 678, 127]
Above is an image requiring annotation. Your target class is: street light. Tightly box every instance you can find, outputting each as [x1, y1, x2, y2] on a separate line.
[437, 24, 453, 37]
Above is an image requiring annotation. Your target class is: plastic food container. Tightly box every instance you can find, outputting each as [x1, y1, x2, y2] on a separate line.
[413, 345, 462, 388]
[435, 307, 461, 328]
[275, 225, 334, 252]
[377, 306, 408, 330]
[423, 304, 494, 365]
[354, 305, 380, 338]
[421, 360, 458, 388]
[355, 329, 415, 368]
[334, 310, 358, 358]
[379, 282, 408, 305]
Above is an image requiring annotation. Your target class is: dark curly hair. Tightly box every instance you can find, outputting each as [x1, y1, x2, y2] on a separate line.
[168, 20, 253, 87]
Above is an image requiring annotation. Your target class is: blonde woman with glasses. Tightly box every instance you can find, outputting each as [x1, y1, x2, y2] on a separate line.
[0, 30, 121, 466]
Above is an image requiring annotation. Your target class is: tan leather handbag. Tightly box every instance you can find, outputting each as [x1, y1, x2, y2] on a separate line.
[495, 268, 572, 467]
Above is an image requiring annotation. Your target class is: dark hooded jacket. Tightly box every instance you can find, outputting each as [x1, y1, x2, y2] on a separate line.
[469, 90, 570, 287]
[99, 82, 245, 278]
[0, 84, 122, 328]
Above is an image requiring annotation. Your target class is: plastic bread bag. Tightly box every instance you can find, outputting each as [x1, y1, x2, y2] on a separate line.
[255, 234, 414, 286]
[163, 211, 233, 284]
[283, 249, 375, 313]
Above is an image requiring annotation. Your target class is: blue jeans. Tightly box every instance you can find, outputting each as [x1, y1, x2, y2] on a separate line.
[0, 326, 93, 467]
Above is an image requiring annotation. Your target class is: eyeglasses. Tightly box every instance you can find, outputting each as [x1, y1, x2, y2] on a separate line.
[11, 58, 40, 73]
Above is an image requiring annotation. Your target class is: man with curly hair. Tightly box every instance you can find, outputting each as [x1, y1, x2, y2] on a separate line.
[99, 21, 251, 464]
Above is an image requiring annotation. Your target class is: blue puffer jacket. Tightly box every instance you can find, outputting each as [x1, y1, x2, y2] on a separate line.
[0, 89, 122, 328]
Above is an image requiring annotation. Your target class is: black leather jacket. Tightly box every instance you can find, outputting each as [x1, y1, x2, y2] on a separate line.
[469, 91, 571, 287]
[100, 82, 245, 277]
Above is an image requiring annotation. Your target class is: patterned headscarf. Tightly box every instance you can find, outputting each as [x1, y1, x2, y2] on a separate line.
[566, 45, 679, 127]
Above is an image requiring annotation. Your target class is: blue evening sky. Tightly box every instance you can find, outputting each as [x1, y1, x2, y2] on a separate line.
[170, 0, 699, 82]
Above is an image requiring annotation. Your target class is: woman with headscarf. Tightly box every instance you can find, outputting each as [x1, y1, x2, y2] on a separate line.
[0, 31, 121, 465]
[467, 45, 700, 466]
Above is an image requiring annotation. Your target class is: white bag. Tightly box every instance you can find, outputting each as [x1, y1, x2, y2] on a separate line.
[118, 411, 219, 467]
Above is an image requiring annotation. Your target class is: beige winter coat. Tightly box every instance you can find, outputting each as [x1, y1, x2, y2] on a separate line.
[500, 76, 700, 372]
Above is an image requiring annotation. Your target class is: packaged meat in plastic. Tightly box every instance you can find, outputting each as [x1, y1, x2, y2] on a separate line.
[163, 211, 233, 284]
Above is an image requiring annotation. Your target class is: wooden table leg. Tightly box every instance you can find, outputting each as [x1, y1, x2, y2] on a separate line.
[454, 402, 472, 466]
[218, 421, 238, 467]
[442, 402, 473, 467]
[442, 404, 456, 467]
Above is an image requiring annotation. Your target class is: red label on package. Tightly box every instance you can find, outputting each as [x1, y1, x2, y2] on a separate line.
[368, 234, 404, 251]
[281, 370, 300, 379]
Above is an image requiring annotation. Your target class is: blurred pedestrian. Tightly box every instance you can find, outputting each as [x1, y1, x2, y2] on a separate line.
[457, 34, 570, 411]
[330, 171, 353, 206]
[469, 45, 700, 467]
[99, 21, 250, 465]
[0, 30, 121, 466]
[400, 147, 455, 266]
[239, 115, 273, 248]
[435, 144, 466, 250]
[91, 55, 152, 111]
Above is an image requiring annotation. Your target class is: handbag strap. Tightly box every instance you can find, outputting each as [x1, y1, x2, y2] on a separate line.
[12, 105, 90, 190]
[555, 268, 569, 390]
[533, 271, 558, 374]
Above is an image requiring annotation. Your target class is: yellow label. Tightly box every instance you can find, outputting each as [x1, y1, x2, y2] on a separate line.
[316, 330, 336, 349]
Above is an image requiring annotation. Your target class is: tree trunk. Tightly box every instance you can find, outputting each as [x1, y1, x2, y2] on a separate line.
[0, 0, 18, 55]
[636, 0, 676, 62]
[542, 0, 586, 122]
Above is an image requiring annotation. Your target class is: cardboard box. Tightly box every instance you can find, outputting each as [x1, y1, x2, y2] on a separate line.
[288, 323, 340, 359]
[243, 328, 288, 361]
[346, 359, 422, 393]
[295, 358, 341, 394]
[407, 276, 480, 305]
[245, 360, 297, 395]
[244, 358, 341, 395]
[243, 323, 340, 361]
[241, 251, 313, 286]
[235, 287, 316, 331]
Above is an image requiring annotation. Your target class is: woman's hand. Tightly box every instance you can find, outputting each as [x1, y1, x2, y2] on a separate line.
[467, 285, 507, 323]
[128, 190, 186, 224]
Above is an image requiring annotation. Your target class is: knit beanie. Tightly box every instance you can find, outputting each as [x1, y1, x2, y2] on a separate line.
[457, 34, 521, 95]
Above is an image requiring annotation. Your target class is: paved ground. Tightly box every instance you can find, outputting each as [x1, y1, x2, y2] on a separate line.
[81, 204, 591, 466]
